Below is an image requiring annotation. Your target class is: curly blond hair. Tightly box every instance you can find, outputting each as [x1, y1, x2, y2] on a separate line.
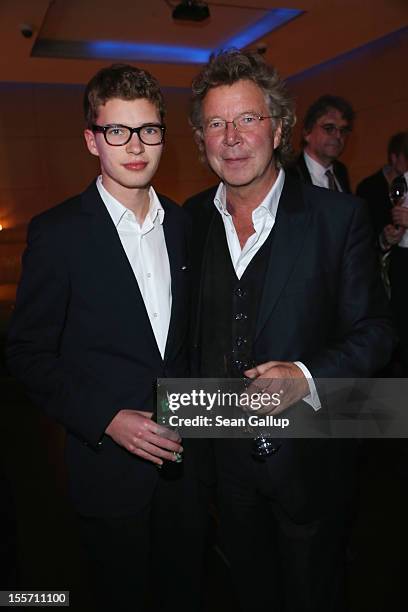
[190, 49, 296, 167]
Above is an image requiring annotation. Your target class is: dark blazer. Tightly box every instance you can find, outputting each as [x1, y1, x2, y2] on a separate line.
[184, 174, 395, 520]
[289, 152, 352, 193]
[357, 170, 408, 370]
[6, 182, 191, 517]
[356, 168, 391, 236]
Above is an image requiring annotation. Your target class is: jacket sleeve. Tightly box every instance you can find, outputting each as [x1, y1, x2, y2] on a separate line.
[306, 200, 396, 378]
[6, 216, 120, 449]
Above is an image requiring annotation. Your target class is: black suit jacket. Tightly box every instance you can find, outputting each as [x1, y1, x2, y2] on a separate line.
[356, 168, 391, 236]
[289, 153, 351, 193]
[6, 182, 191, 517]
[184, 174, 395, 520]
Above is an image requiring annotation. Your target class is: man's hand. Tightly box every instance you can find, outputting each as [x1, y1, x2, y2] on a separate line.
[391, 206, 408, 229]
[243, 361, 309, 415]
[382, 224, 405, 249]
[105, 409, 182, 466]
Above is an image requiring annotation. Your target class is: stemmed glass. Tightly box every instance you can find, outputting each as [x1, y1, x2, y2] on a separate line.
[389, 176, 407, 228]
[241, 370, 281, 460]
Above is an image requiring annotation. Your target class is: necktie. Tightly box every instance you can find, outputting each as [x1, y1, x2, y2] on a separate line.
[325, 169, 338, 191]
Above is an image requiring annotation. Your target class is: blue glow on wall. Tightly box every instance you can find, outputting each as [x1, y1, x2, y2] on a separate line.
[86, 41, 210, 64]
[219, 8, 302, 50]
[86, 8, 303, 64]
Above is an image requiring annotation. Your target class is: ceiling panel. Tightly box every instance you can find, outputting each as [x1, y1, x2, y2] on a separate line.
[0, 0, 406, 86]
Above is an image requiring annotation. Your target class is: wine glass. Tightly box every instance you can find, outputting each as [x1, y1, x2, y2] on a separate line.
[390, 174, 407, 213]
[240, 369, 281, 460]
[389, 176, 407, 230]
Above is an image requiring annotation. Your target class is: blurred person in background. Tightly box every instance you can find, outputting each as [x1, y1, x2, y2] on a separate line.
[357, 132, 408, 374]
[291, 94, 354, 192]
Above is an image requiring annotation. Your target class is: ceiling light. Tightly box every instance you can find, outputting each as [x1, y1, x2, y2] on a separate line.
[172, 0, 210, 22]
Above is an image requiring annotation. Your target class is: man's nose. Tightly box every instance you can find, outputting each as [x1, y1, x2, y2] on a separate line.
[333, 128, 345, 139]
[224, 121, 240, 145]
[126, 132, 144, 153]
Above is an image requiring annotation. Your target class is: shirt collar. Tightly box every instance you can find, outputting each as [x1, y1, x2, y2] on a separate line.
[96, 175, 164, 227]
[304, 151, 333, 178]
[213, 168, 285, 220]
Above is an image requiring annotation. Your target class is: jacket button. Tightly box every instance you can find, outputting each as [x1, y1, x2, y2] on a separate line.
[235, 287, 246, 298]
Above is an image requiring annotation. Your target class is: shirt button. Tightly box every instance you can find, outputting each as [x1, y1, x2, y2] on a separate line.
[235, 287, 246, 298]
[153, 313, 158, 318]
[147, 273, 152, 278]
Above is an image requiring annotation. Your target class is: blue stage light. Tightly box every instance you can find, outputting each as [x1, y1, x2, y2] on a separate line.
[219, 9, 302, 50]
[86, 8, 303, 64]
[86, 41, 210, 64]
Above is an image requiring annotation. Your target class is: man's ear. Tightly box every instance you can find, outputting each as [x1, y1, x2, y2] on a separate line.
[390, 152, 397, 168]
[193, 127, 204, 149]
[193, 128, 207, 164]
[303, 128, 310, 145]
[84, 129, 100, 157]
[273, 120, 282, 150]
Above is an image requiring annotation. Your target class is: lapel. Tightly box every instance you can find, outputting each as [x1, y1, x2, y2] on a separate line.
[190, 193, 218, 349]
[80, 182, 162, 358]
[333, 160, 350, 193]
[161, 197, 186, 361]
[255, 175, 311, 339]
[297, 154, 313, 184]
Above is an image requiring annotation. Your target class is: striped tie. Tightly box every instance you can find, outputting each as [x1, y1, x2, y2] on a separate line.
[325, 169, 338, 191]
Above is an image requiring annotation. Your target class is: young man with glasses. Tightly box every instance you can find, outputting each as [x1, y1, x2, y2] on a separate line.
[7, 64, 203, 612]
[292, 94, 354, 192]
[184, 50, 393, 612]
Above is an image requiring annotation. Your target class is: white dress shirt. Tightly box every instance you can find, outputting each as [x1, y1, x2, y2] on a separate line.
[96, 176, 171, 358]
[304, 152, 342, 191]
[214, 169, 321, 410]
[398, 171, 408, 248]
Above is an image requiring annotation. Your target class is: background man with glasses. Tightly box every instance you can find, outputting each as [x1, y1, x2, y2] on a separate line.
[291, 94, 355, 192]
[7, 64, 203, 612]
[184, 50, 393, 612]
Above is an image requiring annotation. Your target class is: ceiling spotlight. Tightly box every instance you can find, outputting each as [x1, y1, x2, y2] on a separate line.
[172, 0, 210, 22]
[19, 23, 34, 38]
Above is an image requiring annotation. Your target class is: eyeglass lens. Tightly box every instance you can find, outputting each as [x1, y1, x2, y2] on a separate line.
[205, 113, 271, 133]
[104, 125, 163, 145]
[320, 123, 350, 136]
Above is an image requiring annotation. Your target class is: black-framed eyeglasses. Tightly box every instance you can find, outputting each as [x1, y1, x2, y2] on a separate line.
[92, 123, 166, 146]
[202, 113, 274, 135]
[318, 123, 351, 137]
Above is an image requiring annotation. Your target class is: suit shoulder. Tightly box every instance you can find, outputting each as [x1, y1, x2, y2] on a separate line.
[157, 193, 192, 238]
[183, 185, 218, 210]
[333, 159, 348, 172]
[29, 193, 83, 235]
[158, 193, 189, 221]
[157, 192, 180, 210]
[302, 182, 362, 215]
[27, 181, 99, 243]
[356, 169, 384, 193]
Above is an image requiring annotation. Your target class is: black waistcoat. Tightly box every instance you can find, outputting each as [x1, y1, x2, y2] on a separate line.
[200, 212, 275, 377]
